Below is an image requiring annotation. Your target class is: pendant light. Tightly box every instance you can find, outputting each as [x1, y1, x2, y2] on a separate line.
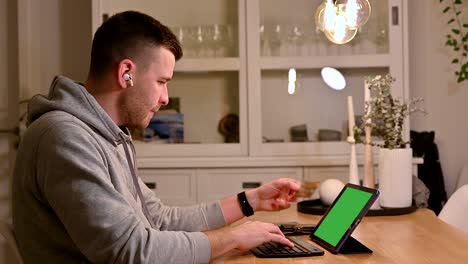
[315, 0, 371, 44]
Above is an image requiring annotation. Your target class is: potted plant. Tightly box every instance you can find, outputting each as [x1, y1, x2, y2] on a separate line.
[439, 0, 468, 83]
[354, 74, 425, 208]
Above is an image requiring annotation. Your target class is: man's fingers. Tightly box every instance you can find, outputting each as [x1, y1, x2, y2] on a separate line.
[271, 234, 294, 247]
[264, 223, 294, 247]
[286, 179, 301, 191]
[265, 223, 284, 236]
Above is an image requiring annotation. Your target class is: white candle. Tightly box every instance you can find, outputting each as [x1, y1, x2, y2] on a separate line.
[363, 79, 375, 189]
[347, 96, 355, 138]
[364, 80, 371, 122]
[347, 96, 359, 185]
[364, 80, 370, 102]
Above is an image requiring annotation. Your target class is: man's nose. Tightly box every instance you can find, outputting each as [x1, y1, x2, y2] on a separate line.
[160, 86, 169, 106]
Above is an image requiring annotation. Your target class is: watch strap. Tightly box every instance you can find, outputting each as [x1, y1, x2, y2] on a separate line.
[237, 191, 254, 217]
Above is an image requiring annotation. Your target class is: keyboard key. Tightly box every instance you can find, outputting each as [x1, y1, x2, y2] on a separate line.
[251, 236, 324, 258]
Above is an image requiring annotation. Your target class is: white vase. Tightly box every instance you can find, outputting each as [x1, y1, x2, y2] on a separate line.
[378, 148, 413, 208]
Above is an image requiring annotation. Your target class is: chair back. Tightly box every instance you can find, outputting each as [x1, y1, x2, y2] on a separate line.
[438, 184, 468, 233]
[0, 219, 24, 264]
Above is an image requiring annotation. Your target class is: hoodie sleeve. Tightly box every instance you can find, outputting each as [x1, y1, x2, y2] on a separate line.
[36, 120, 212, 264]
[139, 177, 227, 232]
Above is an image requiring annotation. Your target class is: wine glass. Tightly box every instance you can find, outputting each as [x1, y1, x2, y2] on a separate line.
[190, 25, 209, 57]
[171, 26, 191, 57]
[208, 24, 229, 57]
[268, 23, 285, 56]
[259, 24, 266, 56]
[287, 24, 305, 56]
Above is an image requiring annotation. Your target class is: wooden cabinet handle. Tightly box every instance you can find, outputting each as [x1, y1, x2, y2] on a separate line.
[145, 182, 157, 190]
[242, 182, 261, 189]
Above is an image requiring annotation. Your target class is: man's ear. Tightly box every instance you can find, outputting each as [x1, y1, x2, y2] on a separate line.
[117, 59, 136, 88]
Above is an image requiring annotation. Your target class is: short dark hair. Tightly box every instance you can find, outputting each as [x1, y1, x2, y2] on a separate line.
[88, 11, 182, 78]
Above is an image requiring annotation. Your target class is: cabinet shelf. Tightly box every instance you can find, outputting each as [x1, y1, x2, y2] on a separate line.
[133, 141, 244, 158]
[259, 54, 391, 70]
[175, 57, 240, 72]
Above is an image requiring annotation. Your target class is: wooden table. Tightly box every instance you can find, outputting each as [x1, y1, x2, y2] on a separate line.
[212, 204, 468, 263]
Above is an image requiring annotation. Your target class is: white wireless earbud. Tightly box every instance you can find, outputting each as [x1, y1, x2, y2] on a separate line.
[123, 73, 134, 87]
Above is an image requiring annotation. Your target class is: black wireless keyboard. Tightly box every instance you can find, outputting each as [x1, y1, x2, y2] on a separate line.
[251, 236, 324, 258]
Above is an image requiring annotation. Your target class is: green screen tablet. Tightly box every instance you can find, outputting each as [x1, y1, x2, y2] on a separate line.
[310, 183, 379, 254]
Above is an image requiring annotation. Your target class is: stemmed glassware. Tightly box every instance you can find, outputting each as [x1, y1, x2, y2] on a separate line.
[171, 26, 190, 57]
[287, 24, 305, 56]
[208, 24, 229, 57]
[191, 25, 209, 57]
[171, 24, 234, 58]
[259, 24, 266, 56]
[269, 24, 284, 56]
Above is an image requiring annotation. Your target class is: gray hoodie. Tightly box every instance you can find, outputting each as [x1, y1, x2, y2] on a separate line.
[12, 75, 226, 263]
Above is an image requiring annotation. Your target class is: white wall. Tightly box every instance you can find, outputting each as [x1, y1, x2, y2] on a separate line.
[19, 0, 91, 101]
[409, 1, 468, 196]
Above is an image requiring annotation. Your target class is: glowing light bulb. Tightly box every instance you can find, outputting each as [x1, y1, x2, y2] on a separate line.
[288, 68, 296, 81]
[314, 2, 326, 31]
[324, 26, 357, 44]
[354, 0, 371, 27]
[345, 0, 358, 28]
[323, 4, 358, 44]
[288, 68, 296, 95]
[315, 0, 337, 32]
[288, 82, 295, 94]
[334, 11, 347, 42]
[321, 67, 346, 90]
[337, 0, 371, 28]
[324, 0, 336, 31]
[314, 2, 324, 31]
[315, 0, 370, 44]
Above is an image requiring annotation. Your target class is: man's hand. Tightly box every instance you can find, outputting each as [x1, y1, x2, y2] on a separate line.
[230, 221, 294, 251]
[220, 178, 301, 225]
[212, 178, 301, 259]
[205, 221, 294, 259]
[247, 178, 301, 212]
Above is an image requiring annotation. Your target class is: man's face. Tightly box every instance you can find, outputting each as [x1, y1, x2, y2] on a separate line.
[121, 46, 175, 128]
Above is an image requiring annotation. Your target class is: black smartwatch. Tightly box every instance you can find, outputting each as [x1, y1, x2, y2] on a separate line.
[237, 191, 254, 217]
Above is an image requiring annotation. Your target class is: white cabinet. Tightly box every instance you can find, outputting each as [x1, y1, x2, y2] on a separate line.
[197, 167, 302, 203]
[139, 169, 197, 206]
[93, 0, 410, 205]
[139, 167, 302, 205]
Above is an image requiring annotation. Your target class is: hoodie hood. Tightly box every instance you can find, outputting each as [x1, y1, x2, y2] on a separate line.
[28, 75, 124, 146]
[28, 75, 155, 227]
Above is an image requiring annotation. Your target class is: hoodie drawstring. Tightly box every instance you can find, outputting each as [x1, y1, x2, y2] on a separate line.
[119, 133, 155, 228]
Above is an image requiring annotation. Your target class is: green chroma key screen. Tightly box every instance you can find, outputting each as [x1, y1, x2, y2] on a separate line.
[313, 187, 373, 246]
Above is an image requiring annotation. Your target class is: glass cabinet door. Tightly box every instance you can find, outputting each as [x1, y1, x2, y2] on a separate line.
[247, 0, 406, 157]
[258, 0, 389, 58]
[93, 0, 247, 157]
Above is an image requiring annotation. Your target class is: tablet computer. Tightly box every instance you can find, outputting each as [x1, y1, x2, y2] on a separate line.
[309, 183, 379, 254]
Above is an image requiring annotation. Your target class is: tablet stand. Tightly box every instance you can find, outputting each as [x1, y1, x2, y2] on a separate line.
[338, 236, 372, 254]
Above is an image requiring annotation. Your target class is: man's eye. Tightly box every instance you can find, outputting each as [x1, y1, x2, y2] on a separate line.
[158, 81, 166, 85]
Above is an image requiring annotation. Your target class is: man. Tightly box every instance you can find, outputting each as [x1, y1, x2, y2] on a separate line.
[12, 11, 300, 263]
